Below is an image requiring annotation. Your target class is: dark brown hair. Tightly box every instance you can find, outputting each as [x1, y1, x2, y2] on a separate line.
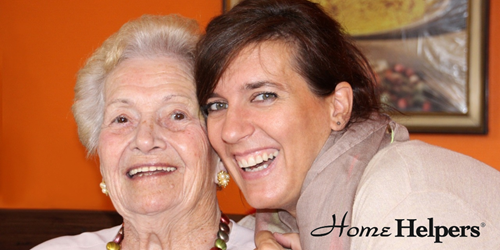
[196, 0, 382, 124]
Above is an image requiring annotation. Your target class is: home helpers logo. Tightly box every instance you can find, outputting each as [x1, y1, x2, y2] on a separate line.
[311, 212, 483, 243]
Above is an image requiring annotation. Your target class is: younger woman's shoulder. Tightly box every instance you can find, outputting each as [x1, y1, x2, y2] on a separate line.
[352, 140, 500, 248]
[369, 139, 497, 178]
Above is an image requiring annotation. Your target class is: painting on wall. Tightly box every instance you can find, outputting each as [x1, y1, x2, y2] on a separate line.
[224, 0, 488, 133]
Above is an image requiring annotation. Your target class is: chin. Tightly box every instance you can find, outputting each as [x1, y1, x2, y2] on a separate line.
[245, 190, 284, 210]
[127, 194, 179, 214]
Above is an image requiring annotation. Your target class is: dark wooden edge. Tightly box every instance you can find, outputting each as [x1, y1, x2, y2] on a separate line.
[0, 209, 245, 250]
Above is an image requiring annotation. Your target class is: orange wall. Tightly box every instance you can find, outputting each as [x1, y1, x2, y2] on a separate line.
[0, 0, 498, 215]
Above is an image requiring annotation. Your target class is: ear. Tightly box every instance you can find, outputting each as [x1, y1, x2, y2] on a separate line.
[326, 81, 353, 131]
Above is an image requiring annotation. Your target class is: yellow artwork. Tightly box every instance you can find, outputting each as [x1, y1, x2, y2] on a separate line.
[313, 0, 440, 36]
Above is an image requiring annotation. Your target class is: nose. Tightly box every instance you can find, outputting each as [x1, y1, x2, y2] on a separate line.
[132, 119, 166, 153]
[220, 107, 255, 144]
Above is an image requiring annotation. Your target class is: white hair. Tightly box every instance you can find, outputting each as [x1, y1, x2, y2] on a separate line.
[72, 14, 200, 155]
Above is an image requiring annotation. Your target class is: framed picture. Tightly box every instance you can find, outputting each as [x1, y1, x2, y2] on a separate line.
[224, 0, 240, 11]
[224, 0, 488, 134]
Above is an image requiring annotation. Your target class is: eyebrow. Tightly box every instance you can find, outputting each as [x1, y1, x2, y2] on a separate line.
[244, 81, 280, 90]
[208, 81, 284, 101]
[207, 92, 221, 100]
[107, 94, 189, 106]
[107, 98, 131, 106]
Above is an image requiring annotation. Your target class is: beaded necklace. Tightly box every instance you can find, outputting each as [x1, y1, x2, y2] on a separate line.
[106, 213, 231, 250]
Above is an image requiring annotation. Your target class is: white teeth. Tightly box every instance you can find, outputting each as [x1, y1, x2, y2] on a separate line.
[256, 155, 263, 164]
[247, 157, 256, 166]
[237, 150, 279, 170]
[244, 163, 269, 172]
[128, 166, 176, 177]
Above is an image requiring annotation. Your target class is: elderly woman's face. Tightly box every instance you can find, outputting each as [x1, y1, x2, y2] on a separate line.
[98, 57, 214, 215]
[204, 41, 333, 214]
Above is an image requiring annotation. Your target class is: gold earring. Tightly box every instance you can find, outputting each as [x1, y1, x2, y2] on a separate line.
[217, 170, 230, 189]
[100, 180, 109, 196]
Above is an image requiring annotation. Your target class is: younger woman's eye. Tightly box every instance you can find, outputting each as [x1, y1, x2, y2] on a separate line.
[113, 116, 128, 123]
[253, 92, 277, 102]
[202, 102, 228, 116]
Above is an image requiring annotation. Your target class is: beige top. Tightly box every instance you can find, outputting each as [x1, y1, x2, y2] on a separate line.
[255, 115, 500, 249]
[351, 140, 500, 249]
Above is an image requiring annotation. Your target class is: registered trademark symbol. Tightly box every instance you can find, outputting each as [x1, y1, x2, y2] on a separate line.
[480, 222, 486, 227]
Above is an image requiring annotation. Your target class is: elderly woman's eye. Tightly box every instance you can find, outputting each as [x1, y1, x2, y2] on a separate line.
[172, 112, 186, 120]
[114, 116, 128, 123]
[253, 92, 277, 102]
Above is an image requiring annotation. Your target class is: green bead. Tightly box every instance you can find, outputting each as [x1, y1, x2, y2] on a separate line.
[215, 238, 227, 250]
[106, 242, 121, 250]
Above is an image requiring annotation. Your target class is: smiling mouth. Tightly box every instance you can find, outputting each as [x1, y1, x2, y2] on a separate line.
[126, 166, 177, 178]
[237, 150, 279, 172]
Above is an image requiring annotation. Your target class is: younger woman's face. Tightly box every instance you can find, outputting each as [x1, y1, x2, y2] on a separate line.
[204, 41, 333, 215]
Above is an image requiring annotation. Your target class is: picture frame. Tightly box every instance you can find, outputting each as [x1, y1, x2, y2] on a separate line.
[223, 0, 488, 134]
[223, 0, 240, 11]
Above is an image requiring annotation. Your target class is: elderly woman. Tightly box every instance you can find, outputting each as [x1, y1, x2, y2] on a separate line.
[32, 15, 255, 250]
[195, 0, 500, 249]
